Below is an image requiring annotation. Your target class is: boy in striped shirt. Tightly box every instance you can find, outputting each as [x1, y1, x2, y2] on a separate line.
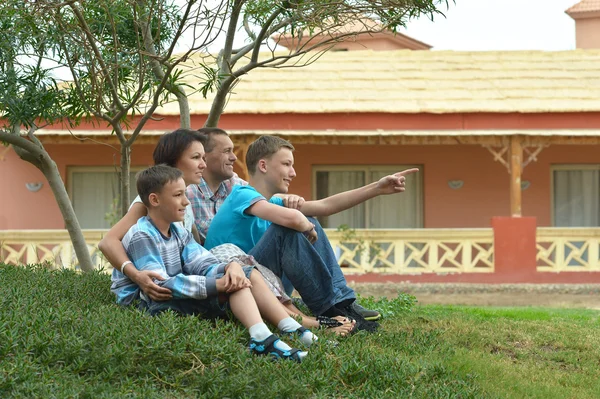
[111, 165, 318, 362]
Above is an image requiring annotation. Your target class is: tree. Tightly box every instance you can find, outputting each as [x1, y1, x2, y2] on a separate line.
[0, 2, 97, 271]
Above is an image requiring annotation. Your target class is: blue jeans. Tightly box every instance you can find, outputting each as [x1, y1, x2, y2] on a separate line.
[249, 217, 355, 315]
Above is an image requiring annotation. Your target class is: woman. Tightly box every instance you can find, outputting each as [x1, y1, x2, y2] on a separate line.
[99, 128, 355, 335]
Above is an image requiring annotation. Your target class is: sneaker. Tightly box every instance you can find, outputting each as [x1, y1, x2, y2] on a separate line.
[340, 304, 379, 333]
[352, 302, 381, 321]
[249, 334, 306, 362]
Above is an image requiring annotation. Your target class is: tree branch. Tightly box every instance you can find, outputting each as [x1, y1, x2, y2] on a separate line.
[137, 0, 191, 128]
[68, 3, 125, 113]
[251, 8, 283, 64]
[220, 0, 244, 76]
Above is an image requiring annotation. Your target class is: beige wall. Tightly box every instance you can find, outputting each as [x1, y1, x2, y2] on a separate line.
[1, 142, 599, 229]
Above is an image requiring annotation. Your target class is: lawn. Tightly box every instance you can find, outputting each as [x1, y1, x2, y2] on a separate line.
[1, 264, 599, 398]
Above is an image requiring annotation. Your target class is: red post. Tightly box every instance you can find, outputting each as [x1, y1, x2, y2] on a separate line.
[491, 216, 537, 281]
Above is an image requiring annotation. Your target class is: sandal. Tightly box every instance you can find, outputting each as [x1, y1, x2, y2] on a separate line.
[249, 334, 305, 362]
[316, 315, 343, 328]
[317, 315, 358, 336]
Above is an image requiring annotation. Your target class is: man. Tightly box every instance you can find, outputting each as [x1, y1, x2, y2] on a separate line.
[186, 128, 381, 322]
[203, 136, 418, 330]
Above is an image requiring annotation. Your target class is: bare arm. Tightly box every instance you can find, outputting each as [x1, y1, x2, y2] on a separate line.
[98, 202, 172, 300]
[299, 168, 420, 217]
[274, 194, 305, 210]
[247, 200, 313, 232]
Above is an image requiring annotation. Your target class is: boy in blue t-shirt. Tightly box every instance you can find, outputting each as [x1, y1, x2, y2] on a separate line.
[111, 164, 318, 361]
[205, 136, 418, 331]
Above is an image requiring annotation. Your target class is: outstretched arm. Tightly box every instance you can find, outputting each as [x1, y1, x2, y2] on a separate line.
[99, 202, 172, 301]
[298, 168, 419, 217]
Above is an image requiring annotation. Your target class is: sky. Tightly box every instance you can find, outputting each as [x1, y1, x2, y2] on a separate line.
[185, 0, 583, 53]
[400, 0, 581, 51]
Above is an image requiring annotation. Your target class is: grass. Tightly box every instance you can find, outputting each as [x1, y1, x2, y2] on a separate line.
[1, 264, 599, 398]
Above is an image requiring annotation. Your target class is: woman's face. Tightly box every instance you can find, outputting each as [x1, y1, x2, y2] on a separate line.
[175, 141, 206, 186]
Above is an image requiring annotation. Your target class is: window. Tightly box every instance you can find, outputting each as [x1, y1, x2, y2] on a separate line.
[313, 165, 423, 229]
[552, 165, 600, 227]
[68, 167, 142, 229]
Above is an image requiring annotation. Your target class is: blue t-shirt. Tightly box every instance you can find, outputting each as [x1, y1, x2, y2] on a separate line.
[204, 185, 284, 252]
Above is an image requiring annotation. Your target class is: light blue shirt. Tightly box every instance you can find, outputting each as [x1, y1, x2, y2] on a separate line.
[204, 185, 284, 253]
[110, 216, 226, 306]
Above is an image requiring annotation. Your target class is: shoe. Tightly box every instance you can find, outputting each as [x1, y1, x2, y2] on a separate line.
[249, 334, 306, 362]
[340, 304, 379, 333]
[282, 326, 318, 348]
[352, 302, 381, 321]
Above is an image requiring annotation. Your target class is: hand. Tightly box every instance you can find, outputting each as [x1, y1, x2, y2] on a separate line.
[376, 168, 419, 195]
[131, 270, 172, 301]
[221, 262, 252, 293]
[283, 195, 305, 210]
[303, 224, 318, 244]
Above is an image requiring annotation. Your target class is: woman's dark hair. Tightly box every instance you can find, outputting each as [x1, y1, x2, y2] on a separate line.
[152, 129, 207, 166]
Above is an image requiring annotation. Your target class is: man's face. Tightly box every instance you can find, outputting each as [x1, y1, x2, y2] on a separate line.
[204, 134, 237, 182]
[264, 148, 296, 194]
[152, 177, 190, 223]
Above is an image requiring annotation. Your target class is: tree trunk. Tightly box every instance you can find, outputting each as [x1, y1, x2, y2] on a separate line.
[120, 144, 131, 217]
[205, 78, 234, 128]
[3, 131, 95, 272]
[39, 153, 95, 272]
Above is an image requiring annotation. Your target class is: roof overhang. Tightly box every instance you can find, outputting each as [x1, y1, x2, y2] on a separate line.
[32, 129, 600, 146]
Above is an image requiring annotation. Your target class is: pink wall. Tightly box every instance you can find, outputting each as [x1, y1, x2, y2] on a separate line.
[291, 143, 600, 228]
[1, 142, 599, 229]
[575, 17, 600, 49]
[0, 143, 154, 229]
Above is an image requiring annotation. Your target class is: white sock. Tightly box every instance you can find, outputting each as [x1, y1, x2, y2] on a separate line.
[277, 317, 318, 347]
[277, 316, 302, 332]
[248, 322, 272, 342]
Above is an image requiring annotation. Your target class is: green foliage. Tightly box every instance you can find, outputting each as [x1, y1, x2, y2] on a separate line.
[357, 292, 418, 318]
[0, 0, 183, 130]
[2, 263, 600, 398]
[242, 0, 452, 37]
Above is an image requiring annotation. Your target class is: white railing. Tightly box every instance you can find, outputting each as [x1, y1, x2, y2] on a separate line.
[3, 227, 599, 275]
[536, 228, 600, 271]
[325, 229, 495, 274]
[0, 230, 111, 272]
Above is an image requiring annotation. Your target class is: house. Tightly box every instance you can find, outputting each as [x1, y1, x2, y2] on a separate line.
[1, 1, 599, 281]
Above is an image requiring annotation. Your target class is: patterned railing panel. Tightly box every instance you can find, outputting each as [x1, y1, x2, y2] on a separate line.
[536, 228, 600, 271]
[1, 228, 495, 275]
[5, 227, 598, 275]
[0, 230, 111, 272]
[325, 229, 494, 274]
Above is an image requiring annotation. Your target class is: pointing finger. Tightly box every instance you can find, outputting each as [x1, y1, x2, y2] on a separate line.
[396, 168, 419, 177]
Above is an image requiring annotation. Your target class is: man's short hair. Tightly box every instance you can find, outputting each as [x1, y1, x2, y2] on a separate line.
[246, 136, 295, 175]
[136, 165, 183, 207]
[153, 128, 207, 167]
[196, 127, 229, 153]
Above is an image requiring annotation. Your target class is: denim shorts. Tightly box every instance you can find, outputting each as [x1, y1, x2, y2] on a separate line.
[142, 265, 254, 318]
